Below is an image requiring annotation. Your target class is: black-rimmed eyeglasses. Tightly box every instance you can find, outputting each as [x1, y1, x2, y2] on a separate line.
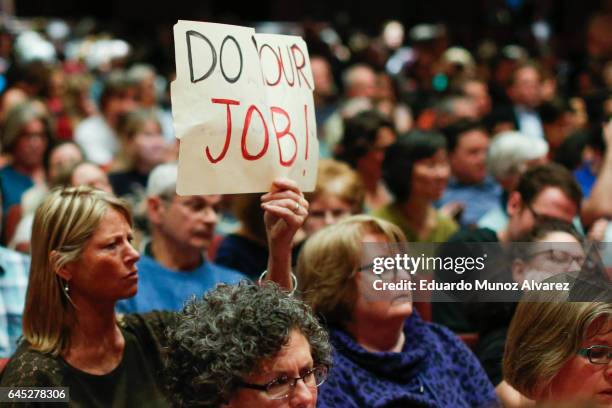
[238, 365, 328, 400]
[578, 345, 612, 364]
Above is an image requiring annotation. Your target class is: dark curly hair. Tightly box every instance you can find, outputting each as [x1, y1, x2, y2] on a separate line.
[336, 109, 394, 168]
[164, 281, 332, 408]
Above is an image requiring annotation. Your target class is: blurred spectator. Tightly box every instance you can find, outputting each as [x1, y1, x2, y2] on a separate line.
[74, 71, 138, 167]
[540, 98, 578, 154]
[488, 45, 528, 107]
[0, 61, 52, 120]
[374, 71, 413, 134]
[433, 163, 582, 333]
[9, 140, 84, 252]
[376, 129, 458, 242]
[126, 64, 174, 143]
[478, 131, 549, 232]
[498, 61, 546, 140]
[429, 95, 479, 129]
[458, 78, 492, 119]
[44, 140, 85, 184]
[402, 23, 449, 113]
[56, 161, 113, 194]
[0, 194, 29, 357]
[343, 63, 378, 100]
[322, 63, 378, 152]
[59, 72, 97, 138]
[436, 120, 502, 228]
[109, 109, 169, 199]
[336, 109, 396, 211]
[116, 163, 244, 313]
[581, 119, 612, 227]
[302, 159, 365, 238]
[0, 100, 52, 234]
[311, 55, 338, 128]
[215, 193, 268, 280]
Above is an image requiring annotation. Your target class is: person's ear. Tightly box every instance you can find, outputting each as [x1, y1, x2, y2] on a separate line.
[50, 250, 73, 282]
[147, 196, 165, 225]
[511, 258, 526, 285]
[506, 191, 523, 217]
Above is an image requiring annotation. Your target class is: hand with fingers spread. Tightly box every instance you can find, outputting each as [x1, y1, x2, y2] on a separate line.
[260, 178, 309, 291]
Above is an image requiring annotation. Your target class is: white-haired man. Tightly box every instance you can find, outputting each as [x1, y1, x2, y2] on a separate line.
[477, 130, 549, 231]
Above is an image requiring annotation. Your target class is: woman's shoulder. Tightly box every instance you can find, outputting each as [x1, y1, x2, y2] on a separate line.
[432, 210, 459, 240]
[0, 343, 66, 387]
[118, 312, 179, 348]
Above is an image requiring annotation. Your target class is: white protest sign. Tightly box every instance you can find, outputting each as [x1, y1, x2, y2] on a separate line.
[171, 20, 318, 195]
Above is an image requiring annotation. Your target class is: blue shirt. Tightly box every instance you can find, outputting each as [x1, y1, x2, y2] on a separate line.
[436, 176, 502, 228]
[0, 166, 34, 214]
[0, 246, 29, 357]
[574, 163, 596, 199]
[116, 252, 246, 313]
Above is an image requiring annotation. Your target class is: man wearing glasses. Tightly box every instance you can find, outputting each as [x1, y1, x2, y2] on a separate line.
[433, 163, 583, 333]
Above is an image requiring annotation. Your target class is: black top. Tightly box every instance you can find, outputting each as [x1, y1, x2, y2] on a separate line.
[0, 312, 176, 408]
[431, 227, 501, 333]
[108, 170, 148, 199]
[215, 233, 268, 281]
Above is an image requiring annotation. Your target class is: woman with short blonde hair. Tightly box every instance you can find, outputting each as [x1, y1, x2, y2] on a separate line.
[298, 215, 498, 407]
[503, 300, 612, 403]
[300, 159, 365, 239]
[306, 159, 365, 214]
[298, 214, 403, 325]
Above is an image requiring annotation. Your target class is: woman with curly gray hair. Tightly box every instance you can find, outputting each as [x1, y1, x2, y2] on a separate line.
[165, 281, 332, 408]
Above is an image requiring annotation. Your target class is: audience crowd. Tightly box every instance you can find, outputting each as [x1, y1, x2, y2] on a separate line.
[0, 5, 610, 407]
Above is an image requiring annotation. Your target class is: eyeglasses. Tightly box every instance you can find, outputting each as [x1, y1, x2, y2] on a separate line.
[578, 345, 612, 364]
[238, 365, 328, 400]
[527, 249, 586, 269]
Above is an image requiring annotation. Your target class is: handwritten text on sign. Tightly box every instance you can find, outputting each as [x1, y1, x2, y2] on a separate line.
[171, 21, 318, 195]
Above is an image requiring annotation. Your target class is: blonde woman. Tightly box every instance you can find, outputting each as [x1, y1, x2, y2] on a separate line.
[297, 215, 498, 407]
[302, 159, 365, 238]
[504, 300, 612, 405]
[0, 181, 308, 406]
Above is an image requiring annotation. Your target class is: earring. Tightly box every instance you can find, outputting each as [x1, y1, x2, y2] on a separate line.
[64, 282, 69, 293]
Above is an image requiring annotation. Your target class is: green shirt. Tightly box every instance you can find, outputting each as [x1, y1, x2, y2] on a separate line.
[373, 204, 458, 242]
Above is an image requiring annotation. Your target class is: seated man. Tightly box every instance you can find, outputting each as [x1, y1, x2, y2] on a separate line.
[436, 119, 502, 227]
[117, 164, 307, 312]
[433, 163, 582, 333]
